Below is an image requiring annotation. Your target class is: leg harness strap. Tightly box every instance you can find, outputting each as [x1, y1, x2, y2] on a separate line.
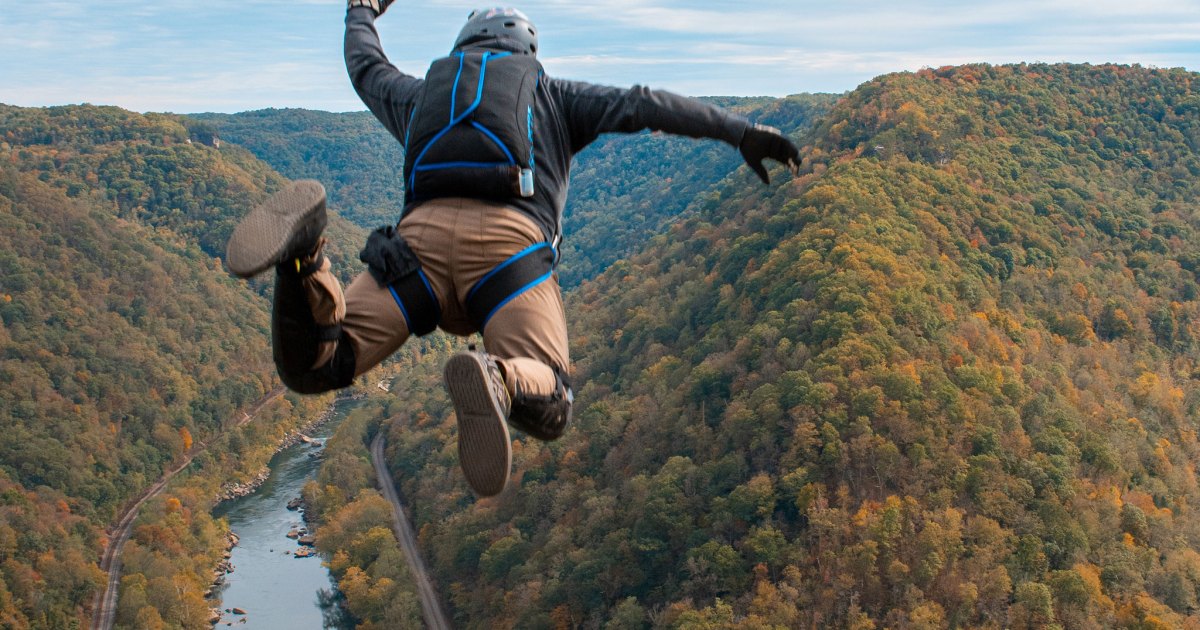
[387, 269, 441, 336]
[316, 323, 343, 342]
[360, 226, 442, 337]
[466, 242, 556, 331]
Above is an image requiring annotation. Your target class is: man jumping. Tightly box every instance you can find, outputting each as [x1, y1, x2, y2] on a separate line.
[225, 2, 800, 497]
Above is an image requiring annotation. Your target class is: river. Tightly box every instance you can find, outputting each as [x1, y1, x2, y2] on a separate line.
[210, 403, 352, 629]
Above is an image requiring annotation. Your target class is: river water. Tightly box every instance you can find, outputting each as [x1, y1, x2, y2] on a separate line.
[210, 405, 350, 629]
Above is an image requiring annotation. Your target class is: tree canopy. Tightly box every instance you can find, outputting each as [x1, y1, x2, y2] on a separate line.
[0, 103, 336, 628]
[351, 63, 1200, 628]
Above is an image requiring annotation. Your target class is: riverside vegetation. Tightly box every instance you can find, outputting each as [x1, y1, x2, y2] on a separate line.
[0, 105, 344, 628]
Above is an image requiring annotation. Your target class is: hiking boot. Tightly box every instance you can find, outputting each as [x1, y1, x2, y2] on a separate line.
[226, 180, 328, 278]
[444, 349, 512, 497]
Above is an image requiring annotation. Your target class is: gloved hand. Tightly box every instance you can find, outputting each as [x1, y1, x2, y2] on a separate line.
[739, 123, 800, 185]
[348, 0, 393, 17]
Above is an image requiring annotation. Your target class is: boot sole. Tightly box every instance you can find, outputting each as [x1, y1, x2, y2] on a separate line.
[444, 353, 512, 497]
[226, 180, 327, 278]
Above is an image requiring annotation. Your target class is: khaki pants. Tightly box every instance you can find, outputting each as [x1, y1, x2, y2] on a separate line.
[300, 197, 567, 401]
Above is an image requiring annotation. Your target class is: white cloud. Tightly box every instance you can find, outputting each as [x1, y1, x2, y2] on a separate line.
[535, 0, 1200, 51]
[5, 60, 355, 113]
[2, 0, 1199, 110]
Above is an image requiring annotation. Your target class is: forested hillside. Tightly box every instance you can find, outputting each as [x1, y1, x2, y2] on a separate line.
[0, 104, 337, 628]
[557, 94, 836, 287]
[190, 109, 406, 230]
[359, 63, 1200, 628]
[189, 95, 837, 287]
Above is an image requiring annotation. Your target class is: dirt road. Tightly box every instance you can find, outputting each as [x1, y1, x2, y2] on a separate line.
[371, 430, 452, 630]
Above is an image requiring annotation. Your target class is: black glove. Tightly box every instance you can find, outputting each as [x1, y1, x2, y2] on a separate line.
[348, 0, 393, 16]
[739, 124, 799, 185]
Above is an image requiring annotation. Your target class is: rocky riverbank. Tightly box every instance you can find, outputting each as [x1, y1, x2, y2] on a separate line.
[207, 530, 240, 600]
[214, 469, 270, 503]
[212, 401, 340, 504]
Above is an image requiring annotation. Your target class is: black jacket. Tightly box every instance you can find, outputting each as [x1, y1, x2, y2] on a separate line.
[345, 7, 751, 244]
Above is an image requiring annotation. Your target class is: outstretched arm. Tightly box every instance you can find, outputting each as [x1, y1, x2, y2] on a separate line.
[551, 80, 799, 184]
[344, 2, 423, 145]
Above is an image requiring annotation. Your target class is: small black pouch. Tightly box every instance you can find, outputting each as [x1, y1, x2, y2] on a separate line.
[360, 225, 422, 287]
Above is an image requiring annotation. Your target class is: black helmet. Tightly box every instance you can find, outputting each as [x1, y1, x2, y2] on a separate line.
[454, 7, 538, 56]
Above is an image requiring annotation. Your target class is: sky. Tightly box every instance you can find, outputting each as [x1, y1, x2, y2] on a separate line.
[2, 0, 1200, 114]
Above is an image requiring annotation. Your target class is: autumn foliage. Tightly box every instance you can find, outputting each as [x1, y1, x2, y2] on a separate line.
[0, 104, 338, 628]
[353, 63, 1200, 628]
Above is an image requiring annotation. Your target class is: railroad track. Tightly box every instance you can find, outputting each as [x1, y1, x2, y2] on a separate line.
[89, 386, 285, 630]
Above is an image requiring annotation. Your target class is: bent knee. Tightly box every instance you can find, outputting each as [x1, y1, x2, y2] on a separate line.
[275, 335, 358, 395]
